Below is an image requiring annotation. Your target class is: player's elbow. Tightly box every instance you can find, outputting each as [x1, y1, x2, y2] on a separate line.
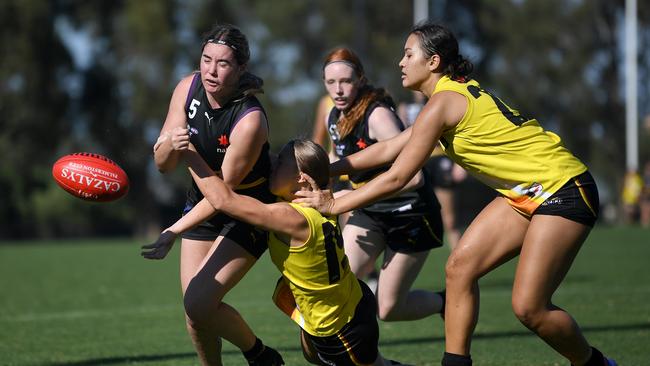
[385, 170, 410, 195]
[406, 171, 424, 190]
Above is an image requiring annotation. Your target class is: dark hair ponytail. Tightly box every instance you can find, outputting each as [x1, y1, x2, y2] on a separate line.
[410, 22, 473, 81]
[201, 23, 264, 95]
[238, 72, 264, 97]
[450, 55, 473, 81]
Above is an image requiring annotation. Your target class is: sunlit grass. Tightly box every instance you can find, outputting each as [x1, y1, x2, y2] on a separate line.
[0, 226, 648, 365]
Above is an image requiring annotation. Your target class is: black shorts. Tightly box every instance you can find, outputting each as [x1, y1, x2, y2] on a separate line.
[425, 155, 455, 188]
[180, 212, 268, 259]
[533, 171, 600, 227]
[347, 209, 444, 253]
[303, 281, 379, 366]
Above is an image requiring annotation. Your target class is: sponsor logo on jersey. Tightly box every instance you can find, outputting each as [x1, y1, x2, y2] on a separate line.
[204, 112, 214, 126]
[217, 134, 229, 153]
[541, 197, 563, 206]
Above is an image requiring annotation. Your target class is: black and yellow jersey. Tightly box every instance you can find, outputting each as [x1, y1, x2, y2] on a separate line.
[327, 102, 440, 215]
[268, 203, 362, 337]
[433, 75, 587, 215]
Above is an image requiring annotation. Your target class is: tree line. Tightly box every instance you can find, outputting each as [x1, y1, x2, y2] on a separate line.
[1, 0, 648, 239]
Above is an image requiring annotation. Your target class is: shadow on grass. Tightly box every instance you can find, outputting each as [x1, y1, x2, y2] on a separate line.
[38, 351, 225, 366]
[39, 322, 649, 365]
[380, 321, 650, 347]
[479, 274, 594, 290]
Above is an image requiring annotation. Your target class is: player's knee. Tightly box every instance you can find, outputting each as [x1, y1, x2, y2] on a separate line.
[445, 250, 476, 284]
[183, 293, 206, 325]
[377, 305, 396, 322]
[300, 331, 321, 365]
[376, 301, 399, 321]
[183, 279, 220, 325]
[511, 297, 544, 330]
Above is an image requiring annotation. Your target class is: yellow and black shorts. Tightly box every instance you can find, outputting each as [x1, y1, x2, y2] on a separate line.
[302, 281, 379, 366]
[533, 171, 599, 227]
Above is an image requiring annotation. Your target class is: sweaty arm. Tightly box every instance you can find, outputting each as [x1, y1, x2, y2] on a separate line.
[183, 149, 309, 243]
[154, 74, 194, 173]
[367, 106, 424, 193]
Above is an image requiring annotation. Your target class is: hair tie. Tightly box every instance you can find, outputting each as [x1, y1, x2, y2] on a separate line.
[323, 60, 358, 72]
[206, 38, 237, 50]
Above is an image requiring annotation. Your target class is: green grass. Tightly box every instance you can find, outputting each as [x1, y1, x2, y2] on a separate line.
[1, 227, 649, 365]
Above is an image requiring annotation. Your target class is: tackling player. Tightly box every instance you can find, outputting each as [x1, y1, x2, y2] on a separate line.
[294, 22, 616, 366]
[145, 139, 408, 366]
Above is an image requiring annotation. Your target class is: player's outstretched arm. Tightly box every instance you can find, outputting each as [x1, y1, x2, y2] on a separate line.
[184, 149, 309, 242]
[141, 198, 217, 260]
[367, 106, 424, 193]
[329, 126, 412, 177]
[297, 93, 458, 215]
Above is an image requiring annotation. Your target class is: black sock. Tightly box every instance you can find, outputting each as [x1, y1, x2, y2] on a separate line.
[442, 352, 472, 366]
[582, 347, 606, 366]
[243, 337, 264, 361]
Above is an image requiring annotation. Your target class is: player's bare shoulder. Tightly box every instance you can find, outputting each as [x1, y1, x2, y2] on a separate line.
[423, 91, 467, 130]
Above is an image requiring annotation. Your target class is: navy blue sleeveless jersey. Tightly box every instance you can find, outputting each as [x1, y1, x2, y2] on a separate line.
[184, 72, 273, 206]
[327, 102, 439, 215]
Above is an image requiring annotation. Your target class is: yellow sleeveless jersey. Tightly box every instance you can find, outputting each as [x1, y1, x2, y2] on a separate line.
[268, 203, 362, 337]
[433, 76, 587, 215]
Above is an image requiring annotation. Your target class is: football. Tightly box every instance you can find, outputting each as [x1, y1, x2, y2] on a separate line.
[52, 153, 129, 202]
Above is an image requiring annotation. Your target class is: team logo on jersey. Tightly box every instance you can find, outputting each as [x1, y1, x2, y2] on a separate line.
[188, 126, 199, 137]
[355, 138, 368, 149]
[524, 182, 543, 198]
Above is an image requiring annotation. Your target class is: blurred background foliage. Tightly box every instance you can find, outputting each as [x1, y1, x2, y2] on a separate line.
[1, 0, 648, 239]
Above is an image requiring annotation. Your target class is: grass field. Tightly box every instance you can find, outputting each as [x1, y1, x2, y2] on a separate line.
[1, 226, 649, 365]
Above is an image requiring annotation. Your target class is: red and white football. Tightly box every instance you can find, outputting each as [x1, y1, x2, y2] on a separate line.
[52, 153, 129, 202]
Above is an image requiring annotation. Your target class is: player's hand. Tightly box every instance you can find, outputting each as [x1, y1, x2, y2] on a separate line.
[153, 132, 170, 153]
[141, 230, 178, 260]
[293, 173, 336, 215]
[170, 126, 190, 151]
